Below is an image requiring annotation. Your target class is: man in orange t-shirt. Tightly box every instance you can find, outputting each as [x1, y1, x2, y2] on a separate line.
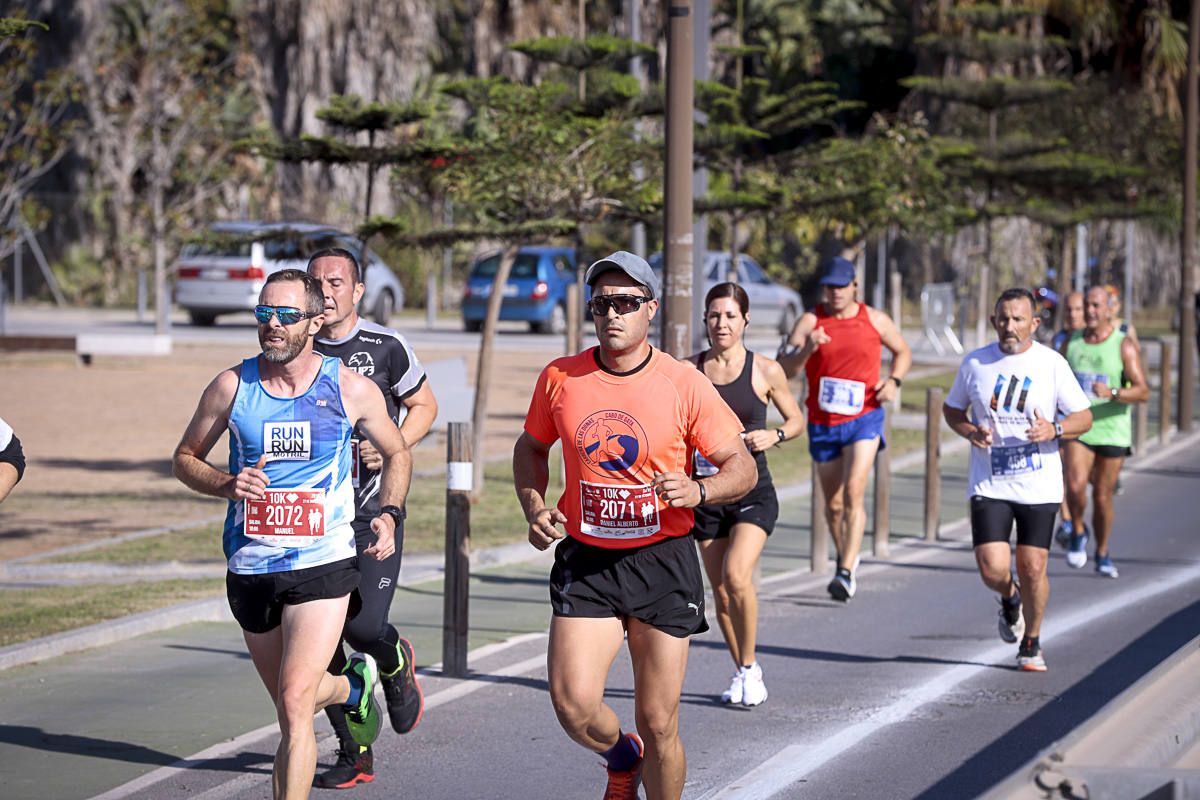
[514, 251, 756, 800]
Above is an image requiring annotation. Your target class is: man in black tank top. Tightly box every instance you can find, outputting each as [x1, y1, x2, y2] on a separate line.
[309, 248, 438, 789]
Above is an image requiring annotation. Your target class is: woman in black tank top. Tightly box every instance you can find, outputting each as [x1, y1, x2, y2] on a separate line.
[689, 282, 805, 707]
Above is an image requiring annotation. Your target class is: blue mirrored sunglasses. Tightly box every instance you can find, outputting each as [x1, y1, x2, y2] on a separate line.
[254, 305, 320, 325]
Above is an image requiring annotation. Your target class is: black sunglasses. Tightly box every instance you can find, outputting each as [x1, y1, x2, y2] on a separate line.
[588, 294, 652, 317]
[254, 305, 320, 325]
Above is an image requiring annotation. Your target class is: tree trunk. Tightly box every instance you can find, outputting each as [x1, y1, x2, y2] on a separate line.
[470, 242, 520, 503]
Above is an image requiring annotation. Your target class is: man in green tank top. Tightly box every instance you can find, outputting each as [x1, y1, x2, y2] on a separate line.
[1060, 287, 1149, 578]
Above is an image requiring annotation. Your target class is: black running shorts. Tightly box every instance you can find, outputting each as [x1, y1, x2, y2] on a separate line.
[969, 496, 1059, 549]
[691, 481, 779, 541]
[550, 534, 710, 638]
[226, 557, 359, 634]
[1078, 441, 1132, 459]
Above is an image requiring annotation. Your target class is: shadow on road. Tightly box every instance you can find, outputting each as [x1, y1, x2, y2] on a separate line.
[915, 597, 1200, 800]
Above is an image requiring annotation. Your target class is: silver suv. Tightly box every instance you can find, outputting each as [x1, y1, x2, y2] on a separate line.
[175, 221, 405, 326]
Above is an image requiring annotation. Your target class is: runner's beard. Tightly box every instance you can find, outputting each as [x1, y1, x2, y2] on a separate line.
[259, 326, 308, 364]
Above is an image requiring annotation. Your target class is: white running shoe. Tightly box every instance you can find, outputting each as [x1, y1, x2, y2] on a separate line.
[720, 669, 744, 704]
[997, 595, 1024, 644]
[740, 663, 768, 707]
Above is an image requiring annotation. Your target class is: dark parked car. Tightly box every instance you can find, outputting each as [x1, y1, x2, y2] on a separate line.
[462, 246, 583, 334]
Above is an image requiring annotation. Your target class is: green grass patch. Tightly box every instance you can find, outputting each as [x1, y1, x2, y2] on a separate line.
[0, 579, 225, 647]
[899, 370, 958, 413]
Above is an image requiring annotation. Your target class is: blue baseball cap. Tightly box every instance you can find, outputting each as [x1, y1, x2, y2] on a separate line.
[818, 256, 856, 287]
[585, 251, 661, 299]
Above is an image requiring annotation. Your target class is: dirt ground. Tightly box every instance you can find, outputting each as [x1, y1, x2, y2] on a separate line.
[0, 340, 547, 561]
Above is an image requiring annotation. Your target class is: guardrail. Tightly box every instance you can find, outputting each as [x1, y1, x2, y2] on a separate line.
[980, 634, 1200, 800]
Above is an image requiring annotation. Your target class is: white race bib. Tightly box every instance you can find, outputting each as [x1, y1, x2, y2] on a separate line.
[1073, 371, 1106, 398]
[989, 443, 1043, 482]
[578, 481, 661, 540]
[818, 376, 866, 416]
[244, 488, 326, 547]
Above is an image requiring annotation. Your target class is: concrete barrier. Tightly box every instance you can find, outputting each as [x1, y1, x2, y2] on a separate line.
[981, 634, 1200, 799]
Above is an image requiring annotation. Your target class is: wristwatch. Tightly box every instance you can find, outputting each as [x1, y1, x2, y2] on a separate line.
[379, 505, 404, 527]
[1110, 385, 1120, 400]
[890, 376, 903, 388]
[1053, 421, 1064, 438]
[776, 428, 787, 443]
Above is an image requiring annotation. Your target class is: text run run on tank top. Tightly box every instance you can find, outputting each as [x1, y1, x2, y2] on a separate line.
[804, 302, 883, 426]
[695, 350, 770, 488]
[223, 355, 356, 575]
[314, 318, 428, 523]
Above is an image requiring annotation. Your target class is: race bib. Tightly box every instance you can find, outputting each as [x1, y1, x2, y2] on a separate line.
[1074, 371, 1107, 397]
[578, 480, 661, 540]
[990, 443, 1043, 482]
[693, 451, 719, 478]
[818, 377, 866, 416]
[244, 488, 326, 547]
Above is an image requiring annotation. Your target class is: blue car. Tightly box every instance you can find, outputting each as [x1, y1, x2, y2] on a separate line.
[462, 246, 583, 334]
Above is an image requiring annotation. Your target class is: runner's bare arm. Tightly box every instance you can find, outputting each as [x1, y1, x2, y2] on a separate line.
[652, 435, 756, 508]
[1051, 407, 1092, 440]
[342, 367, 411, 561]
[173, 368, 269, 500]
[1109, 337, 1150, 404]
[514, 432, 567, 551]
[744, 355, 805, 453]
[942, 403, 993, 448]
[0, 463, 17, 504]
[358, 378, 439, 468]
[869, 306, 912, 404]
[777, 312, 819, 378]
[398, 379, 439, 446]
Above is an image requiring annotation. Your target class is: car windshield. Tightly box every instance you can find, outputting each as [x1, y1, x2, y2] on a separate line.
[472, 253, 540, 279]
[180, 235, 305, 259]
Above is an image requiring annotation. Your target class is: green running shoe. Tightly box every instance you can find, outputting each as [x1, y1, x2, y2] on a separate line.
[342, 652, 381, 748]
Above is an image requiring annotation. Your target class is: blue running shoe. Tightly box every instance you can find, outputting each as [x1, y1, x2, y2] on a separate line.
[1066, 527, 1089, 569]
[1095, 555, 1119, 578]
[1054, 519, 1073, 550]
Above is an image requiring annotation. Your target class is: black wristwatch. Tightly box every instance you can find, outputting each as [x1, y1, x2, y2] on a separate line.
[889, 376, 903, 388]
[776, 428, 787, 443]
[379, 505, 404, 527]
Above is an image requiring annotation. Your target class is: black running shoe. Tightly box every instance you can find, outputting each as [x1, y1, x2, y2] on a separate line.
[314, 745, 374, 790]
[381, 638, 424, 734]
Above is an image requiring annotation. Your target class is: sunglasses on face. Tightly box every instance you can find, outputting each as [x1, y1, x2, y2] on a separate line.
[254, 305, 320, 325]
[587, 294, 652, 317]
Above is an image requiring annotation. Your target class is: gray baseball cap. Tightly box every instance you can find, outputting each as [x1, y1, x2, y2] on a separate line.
[584, 251, 661, 299]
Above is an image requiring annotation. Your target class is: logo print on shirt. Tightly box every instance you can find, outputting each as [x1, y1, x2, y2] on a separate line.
[264, 421, 311, 460]
[575, 410, 649, 480]
[990, 375, 1032, 413]
[347, 351, 375, 376]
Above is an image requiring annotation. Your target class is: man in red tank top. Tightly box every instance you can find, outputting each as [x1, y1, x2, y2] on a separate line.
[779, 256, 911, 602]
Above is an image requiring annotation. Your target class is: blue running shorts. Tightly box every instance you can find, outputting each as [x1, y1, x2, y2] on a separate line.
[807, 406, 887, 463]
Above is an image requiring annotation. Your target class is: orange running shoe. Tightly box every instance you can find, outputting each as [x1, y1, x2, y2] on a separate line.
[602, 733, 644, 800]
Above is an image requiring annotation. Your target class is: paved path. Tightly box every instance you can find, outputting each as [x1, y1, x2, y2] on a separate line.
[1, 430, 1198, 800]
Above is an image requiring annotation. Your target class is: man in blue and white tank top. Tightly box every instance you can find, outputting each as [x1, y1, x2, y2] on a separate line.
[173, 269, 413, 800]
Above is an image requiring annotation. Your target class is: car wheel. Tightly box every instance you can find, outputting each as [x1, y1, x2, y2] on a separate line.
[464, 318, 483, 333]
[373, 289, 395, 325]
[779, 303, 799, 336]
[532, 304, 566, 335]
[189, 311, 217, 327]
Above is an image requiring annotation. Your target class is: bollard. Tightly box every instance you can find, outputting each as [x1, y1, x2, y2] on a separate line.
[443, 421, 472, 677]
[1157, 339, 1172, 443]
[811, 468, 829, 574]
[872, 405, 891, 559]
[426, 274, 437, 329]
[1133, 394, 1148, 454]
[924, 387, 942, 541]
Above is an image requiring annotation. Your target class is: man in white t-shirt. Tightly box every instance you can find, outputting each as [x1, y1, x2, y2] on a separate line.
[943, 288, 1092, 672]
